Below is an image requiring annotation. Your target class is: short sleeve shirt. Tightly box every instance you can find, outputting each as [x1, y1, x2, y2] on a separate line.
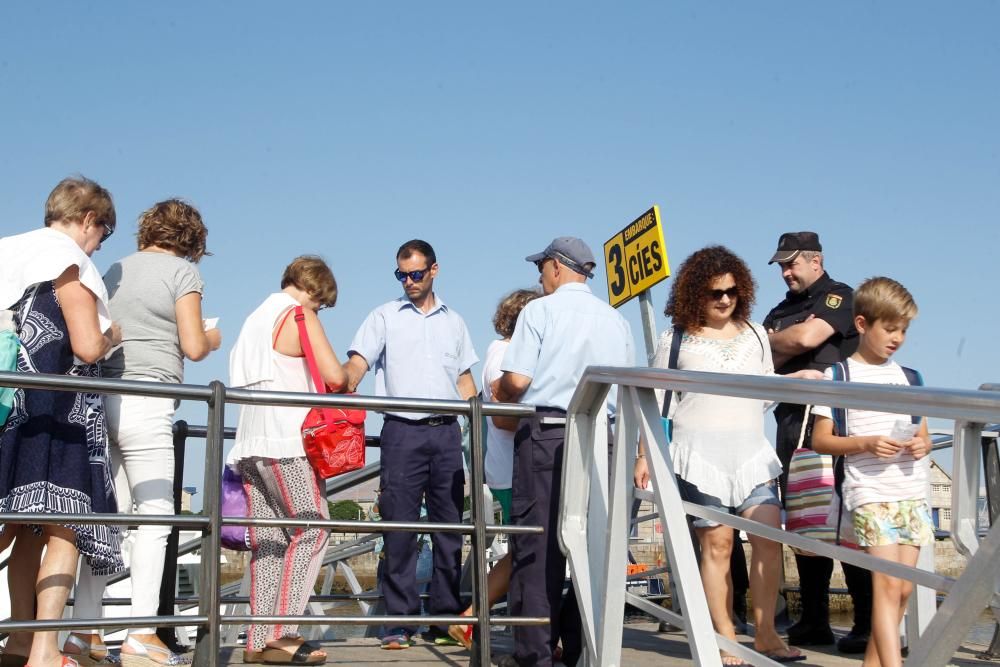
[102, 251, 204, 383]
[501, 282, 634, 413]
[812, 358, 929, 511]
[349, 294, 478, 419]
[762, 272, 857, 374]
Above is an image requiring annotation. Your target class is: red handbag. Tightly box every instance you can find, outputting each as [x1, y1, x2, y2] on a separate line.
[293, 306, 366, 478]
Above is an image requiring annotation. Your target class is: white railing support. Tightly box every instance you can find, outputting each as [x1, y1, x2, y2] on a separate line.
[560, 366, 1000, 665]
[951, 420, 985, 559]
[559, 380, 609, 667]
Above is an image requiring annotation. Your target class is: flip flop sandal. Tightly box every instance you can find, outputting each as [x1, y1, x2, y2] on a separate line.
[447, 623, 473, 650]
[26, 657, 80, 667]
[760, 648, 806, 663]
[243, 643, 324, 665]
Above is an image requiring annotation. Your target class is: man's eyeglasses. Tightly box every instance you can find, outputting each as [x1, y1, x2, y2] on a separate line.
[535, 258, 553, 273]
[394, 267, 431, 283]
[707, 286, 739, 301]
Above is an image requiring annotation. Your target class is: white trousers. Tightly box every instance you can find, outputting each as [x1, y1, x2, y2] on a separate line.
[105, 388, 176, 634]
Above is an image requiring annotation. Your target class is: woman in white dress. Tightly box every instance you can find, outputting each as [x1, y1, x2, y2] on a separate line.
[633, 246, 818, 665]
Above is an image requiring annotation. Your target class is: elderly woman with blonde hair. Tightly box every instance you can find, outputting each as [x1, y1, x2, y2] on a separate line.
[0, 176, 123, 667]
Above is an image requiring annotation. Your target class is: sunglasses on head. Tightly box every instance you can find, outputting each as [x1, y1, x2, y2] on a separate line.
[394, 267, 431, 283]
[707, 286, 739, 301]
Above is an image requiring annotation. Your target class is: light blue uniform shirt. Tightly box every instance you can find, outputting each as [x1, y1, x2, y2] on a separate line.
[501, 282, 634, 414]
[349, 294, 478, 419]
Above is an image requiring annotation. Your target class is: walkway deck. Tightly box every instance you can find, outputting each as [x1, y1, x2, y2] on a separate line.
[221, 623, 999, 665]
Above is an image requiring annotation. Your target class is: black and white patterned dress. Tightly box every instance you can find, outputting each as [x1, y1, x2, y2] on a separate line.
[0, 281, 123, 574]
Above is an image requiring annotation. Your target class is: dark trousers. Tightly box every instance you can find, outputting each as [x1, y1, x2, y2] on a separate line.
[509, 409, 582, 667]
[775, 403, 872, 631]
[378, 418, 464, 634]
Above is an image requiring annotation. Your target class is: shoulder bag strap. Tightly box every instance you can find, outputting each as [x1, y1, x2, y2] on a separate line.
[661, 325, 684, 418]
[830, 361, 849, 437]
[797, 404, 813, 449]
[293, 306, 328, 397]
[901, 366, 924, 425]
[829, 360, 850, 543]
[745, 320, 766, 361]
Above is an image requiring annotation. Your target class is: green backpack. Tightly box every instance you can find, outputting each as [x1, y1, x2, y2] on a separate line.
[0, 311, 20, 428]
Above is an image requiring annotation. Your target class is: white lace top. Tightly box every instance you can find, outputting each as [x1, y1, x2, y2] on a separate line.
[653, 322, 781, 506]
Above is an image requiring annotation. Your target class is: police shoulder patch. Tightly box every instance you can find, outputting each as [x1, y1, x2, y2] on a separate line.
[825, 294, 843, 309]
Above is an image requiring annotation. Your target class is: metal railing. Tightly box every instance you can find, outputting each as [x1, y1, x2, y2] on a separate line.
[0, 370, 541, 667]
[562, 367, 1000, 666]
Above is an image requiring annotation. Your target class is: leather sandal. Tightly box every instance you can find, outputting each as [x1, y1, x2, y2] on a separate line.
[119, 637, 190, 667]
[62, 634, 120, 667]
[0, 654, 29, 667]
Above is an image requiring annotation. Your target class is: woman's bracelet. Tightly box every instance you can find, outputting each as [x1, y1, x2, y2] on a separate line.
[636, 454, 645, 458]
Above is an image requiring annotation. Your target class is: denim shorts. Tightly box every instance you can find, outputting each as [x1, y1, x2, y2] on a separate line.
[852, 499, 934, 548]
[677, 476, 781, 529]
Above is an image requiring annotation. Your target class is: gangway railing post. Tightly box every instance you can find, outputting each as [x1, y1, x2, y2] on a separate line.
[194, 381, 226, 667]
[951, 419, 985, 560]
[560, 379, 609, 664]
[627, 386, 722, 666]
[467, 395, 490, 667]
[158, 419, 189, 651]
[592, 389, 631, 666]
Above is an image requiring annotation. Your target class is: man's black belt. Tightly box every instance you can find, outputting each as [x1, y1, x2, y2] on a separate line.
[384, 414, 458, 427]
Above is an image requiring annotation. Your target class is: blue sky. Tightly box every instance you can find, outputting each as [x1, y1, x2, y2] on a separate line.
[2, 3, 998, 505]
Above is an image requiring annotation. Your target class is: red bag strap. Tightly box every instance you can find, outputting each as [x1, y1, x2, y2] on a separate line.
[293, 306, 327, 396]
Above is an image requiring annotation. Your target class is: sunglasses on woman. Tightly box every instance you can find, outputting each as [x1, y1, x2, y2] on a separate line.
[707, 286, 739, 301]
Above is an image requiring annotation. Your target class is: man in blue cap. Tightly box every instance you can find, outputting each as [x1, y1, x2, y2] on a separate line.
[493, 236, 634, 667]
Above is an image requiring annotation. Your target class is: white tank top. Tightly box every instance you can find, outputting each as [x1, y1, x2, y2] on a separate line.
[228, 293, 316, 463]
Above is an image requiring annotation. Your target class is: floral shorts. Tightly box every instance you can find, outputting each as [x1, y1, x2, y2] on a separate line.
[852, 500, 934, 548]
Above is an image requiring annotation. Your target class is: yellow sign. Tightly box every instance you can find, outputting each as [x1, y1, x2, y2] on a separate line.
[603, 205, 670, 308]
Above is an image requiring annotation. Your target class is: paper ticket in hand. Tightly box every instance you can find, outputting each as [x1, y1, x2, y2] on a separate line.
[889, 420, 918, 443]
[203, 317, 219, 331]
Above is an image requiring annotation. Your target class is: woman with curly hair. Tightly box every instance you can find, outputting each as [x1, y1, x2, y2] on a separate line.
[65, 199, 222, 667]
[633, 245, 819, 665]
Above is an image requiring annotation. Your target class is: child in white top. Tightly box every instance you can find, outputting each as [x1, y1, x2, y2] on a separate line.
[812, 277, 932, 667]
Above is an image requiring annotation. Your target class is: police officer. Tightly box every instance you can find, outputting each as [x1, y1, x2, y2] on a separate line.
[493, 237, 634, 667]
[763, 231, 871, 653]
[345, 239, 478, 650]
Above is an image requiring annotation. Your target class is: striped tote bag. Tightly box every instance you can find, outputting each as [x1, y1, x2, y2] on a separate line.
[784, 446, 837, 554]
[783, 404, 837, 555]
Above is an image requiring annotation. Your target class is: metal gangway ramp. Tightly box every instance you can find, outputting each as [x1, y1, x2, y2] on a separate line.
[561, 367, 1000, 666]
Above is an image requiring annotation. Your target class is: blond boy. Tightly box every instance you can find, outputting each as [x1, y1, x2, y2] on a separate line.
[811, 277, 933, 667]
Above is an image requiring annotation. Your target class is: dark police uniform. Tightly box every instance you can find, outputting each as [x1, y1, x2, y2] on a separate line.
[763, 271, 868, 647]
[762, 271, 857, 495]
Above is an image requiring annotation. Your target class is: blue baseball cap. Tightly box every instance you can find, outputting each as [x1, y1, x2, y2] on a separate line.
[525, 236, 596, 278]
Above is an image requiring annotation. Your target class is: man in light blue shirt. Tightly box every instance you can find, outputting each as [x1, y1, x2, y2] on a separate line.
[345, 239, 478, 650]
[493, 236, 634, 667]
